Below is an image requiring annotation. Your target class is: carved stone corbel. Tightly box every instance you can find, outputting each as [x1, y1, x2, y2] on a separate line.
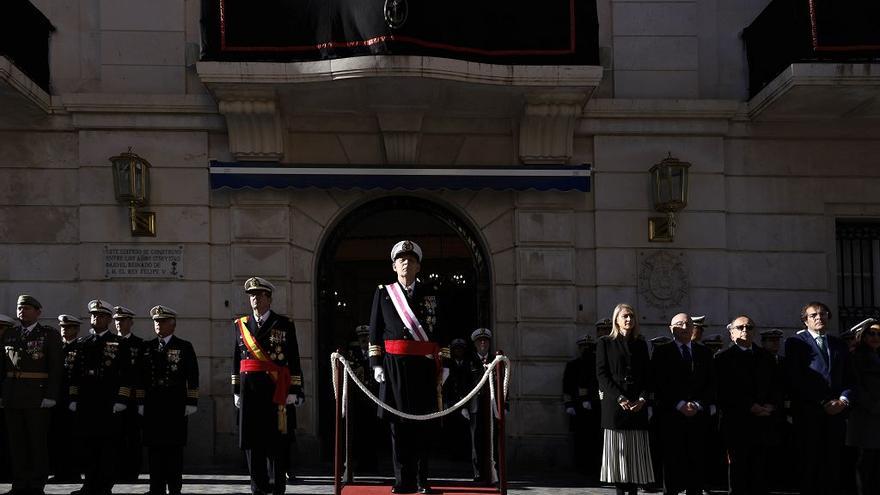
[518, 92, 587, 164]
[377, 112, 424, 164]
[218, 97, 283, 161]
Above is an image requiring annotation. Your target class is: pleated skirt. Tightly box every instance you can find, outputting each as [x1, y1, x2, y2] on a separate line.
[599, 428, 655, 484]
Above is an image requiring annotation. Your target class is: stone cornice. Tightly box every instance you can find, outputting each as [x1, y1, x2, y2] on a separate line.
[0, 55, 51, 113]
[197, 57, 603, 88]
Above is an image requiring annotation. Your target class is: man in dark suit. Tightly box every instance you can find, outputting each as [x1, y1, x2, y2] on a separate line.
[68, 299, 133, 495]
[0, 295, 63, 495]
[784, 301, 853, 495]
[138, 305, 199, 495]
[369, 240, 450, 494]
[49, 315, 82, 483]
[715, 315, 783, 495]
[233, 277, 305, 495]
[651, 313, 715, 495]
[563, 332, 600, 478]
[113, 306, 144, 482]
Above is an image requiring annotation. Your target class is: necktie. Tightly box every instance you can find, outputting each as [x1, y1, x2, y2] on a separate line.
[681, 344, 693, 370]
[816, 335, 829, 363]
[158, 340, 166, 353]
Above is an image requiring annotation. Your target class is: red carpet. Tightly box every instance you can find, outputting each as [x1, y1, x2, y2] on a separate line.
[340, 483, 501, 494]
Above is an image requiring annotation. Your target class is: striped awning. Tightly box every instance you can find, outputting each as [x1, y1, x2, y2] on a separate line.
[209, 162, 591, 192]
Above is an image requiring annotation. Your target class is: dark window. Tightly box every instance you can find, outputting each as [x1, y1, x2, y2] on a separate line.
[836, 220, 880, 332]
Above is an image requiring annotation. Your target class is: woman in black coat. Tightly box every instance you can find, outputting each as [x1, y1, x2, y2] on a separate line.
[846, 318, 880, 495]
[596, 303, 654, 495]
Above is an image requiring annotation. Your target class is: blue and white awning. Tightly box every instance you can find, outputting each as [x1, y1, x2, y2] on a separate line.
[209, 162, 591, 192]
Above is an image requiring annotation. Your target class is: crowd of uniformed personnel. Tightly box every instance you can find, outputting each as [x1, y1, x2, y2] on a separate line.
[563, 304, 880, 495]
[0, 295, 199, 495]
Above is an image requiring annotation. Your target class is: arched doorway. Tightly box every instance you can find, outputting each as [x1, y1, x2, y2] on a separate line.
[315, 195, 492, 471]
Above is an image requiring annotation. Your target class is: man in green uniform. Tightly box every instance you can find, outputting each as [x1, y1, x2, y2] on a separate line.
[0, 295, 63, 495]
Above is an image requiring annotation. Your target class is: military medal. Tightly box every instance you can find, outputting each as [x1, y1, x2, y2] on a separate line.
[278, 353, 285, 360]
[105, 360, 112, 366]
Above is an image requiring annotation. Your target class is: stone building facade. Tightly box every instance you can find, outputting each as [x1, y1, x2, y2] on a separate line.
[1, 0, 878, 470]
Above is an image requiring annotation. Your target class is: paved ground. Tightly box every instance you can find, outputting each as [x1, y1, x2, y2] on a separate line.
[0, 474, 653, 495]
[1, 474, 805, 495]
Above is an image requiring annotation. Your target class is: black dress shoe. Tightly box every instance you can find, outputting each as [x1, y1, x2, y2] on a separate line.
[390, 486, 416, 494]
[417, 487, 438, 494]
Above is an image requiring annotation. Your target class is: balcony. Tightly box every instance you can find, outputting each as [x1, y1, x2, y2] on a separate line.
[0, 0, 53, 115]
[743, 0, 880, 119]
[197, 0, 603, 163]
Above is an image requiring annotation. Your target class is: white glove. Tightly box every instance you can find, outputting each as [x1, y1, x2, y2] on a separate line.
[441, 368, 450, 386]
[137, 405, 144, 416]
[40, 398, 56, 408]
[69, 401, 77, 412]
[184, 405, 197, 416]
[293, 395, 305, 407]
[565, 406, 576, 416]
[234, 394, 241, 408]
[461, 408, 470, 420]
[286, 394, 296, 405]
[647, 406, 653, 421]
[373, 366, 385, 383]
[112, 403, 127, 413]
[582, 401, 592, 411]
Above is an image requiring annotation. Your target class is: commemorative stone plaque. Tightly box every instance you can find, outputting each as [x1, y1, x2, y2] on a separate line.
[104, 245, 184, 278]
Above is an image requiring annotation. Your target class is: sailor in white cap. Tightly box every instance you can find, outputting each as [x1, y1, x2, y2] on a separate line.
[110, 305, 144, 482]
[466, 327, 499, 484]
[139, 304, 199, 495]
[68, 299, 132, 495]
[563, 332, 601, 476]
[49, 315, 83, 482]
[369, 240, 449, 494]
[233, 277, 305, 494]
[1, 295, 62, 495]
[690, 315, 707, 343]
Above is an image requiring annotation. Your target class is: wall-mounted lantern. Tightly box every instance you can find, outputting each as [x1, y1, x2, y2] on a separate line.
[648, 153, 690, 242]
[110, 148, 156, 236]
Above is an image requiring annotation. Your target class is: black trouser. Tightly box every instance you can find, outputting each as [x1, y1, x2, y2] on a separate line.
[5, 407, 50, 493]
[80, 435, 117, 495]
[470, 410, 498, 482]
[793, 410, 845, 495]
[48, 408, 79, 481]
[661, 416, 707, 495]
[856, 448, 880, 495]
[245, 441, 289, 495]
[389, 421, 430, 489]
[117, 410, 143, 482]
[148, 446, 183, 495]
[615, 483, 638, 495]
[727, 442, 767, 495]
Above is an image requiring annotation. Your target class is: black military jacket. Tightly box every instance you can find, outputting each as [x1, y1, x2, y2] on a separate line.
[138, 335, 199, 446]
[59, 338, 80, 405]
[232, 310, 304, 448]
[368, 282, 449, 419]
[69, 330, 133, 435]
[563, 349, 600, 410]
[0, 323, 63, 408]
[120, 333, 144, 405]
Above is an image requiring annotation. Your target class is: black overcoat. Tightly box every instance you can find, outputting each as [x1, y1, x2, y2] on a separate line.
[714, 344, 783, 445]
[232, 311, 304, 449]
[595, 335, 650, 430]
[139, 335, 199, 447]
[368, 282, 447, 421]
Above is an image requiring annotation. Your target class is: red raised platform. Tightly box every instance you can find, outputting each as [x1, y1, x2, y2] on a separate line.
[340, 483, 500, 495]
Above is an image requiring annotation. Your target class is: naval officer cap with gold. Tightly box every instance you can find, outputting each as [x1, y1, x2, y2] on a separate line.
[113, 306, 135, 320]
[0, 314, 17, 328]
[58, 314, 82, 327]
[390, 240, 422, 262]
[244, 276, 276, 295]
[88, 299, 114, 315]
[470, 327, 493, 342]
[150, 305, 178, 320]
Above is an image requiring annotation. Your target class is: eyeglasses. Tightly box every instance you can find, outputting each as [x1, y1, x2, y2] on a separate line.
[733, 324, 755, 332]
[671, 322, 691, 329]
[807, 311, 829, 319]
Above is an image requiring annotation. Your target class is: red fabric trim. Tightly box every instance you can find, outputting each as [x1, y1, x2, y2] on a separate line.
[217, 0, 577, 56]
[384, 339, 439, 356]
[240, 359, 291, 405]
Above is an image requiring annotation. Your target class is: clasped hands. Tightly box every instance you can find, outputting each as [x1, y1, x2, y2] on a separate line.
[749, 403, 776, 417]
[677, 401, 701, 417]
[618, 396, 646, 412]
[823, 399, 847, 416]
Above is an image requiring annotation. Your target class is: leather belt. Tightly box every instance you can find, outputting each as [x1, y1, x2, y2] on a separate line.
[6, 371, 49, 379]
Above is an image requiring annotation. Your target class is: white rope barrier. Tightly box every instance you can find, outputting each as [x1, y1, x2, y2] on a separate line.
[330, 352, 510, 422]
